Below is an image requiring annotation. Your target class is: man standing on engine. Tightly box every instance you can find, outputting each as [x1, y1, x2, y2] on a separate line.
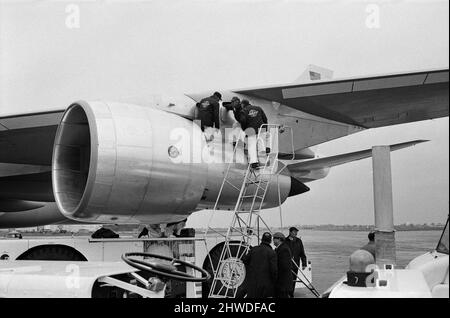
[195, 92, 222, 141]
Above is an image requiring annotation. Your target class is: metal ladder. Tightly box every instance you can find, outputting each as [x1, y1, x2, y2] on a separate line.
[204, 124, 292, 298]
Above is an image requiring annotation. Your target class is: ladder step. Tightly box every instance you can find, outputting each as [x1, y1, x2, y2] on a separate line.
[245, 181, 269, 187]
[236, 208, 260, 211]
[241, 195, 264, 199]
[241, 194, 264, 204]
[249, 180, 269, 185]
[229, 228, 251, 236]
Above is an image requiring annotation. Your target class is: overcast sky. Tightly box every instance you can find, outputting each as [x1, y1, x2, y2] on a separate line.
[0, 0, 448, 226]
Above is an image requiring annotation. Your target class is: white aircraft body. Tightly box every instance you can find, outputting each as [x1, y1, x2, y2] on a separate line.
[0, 67, 448, 228]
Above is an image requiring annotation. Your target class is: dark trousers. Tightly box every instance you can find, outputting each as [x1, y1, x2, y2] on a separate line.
[276, 289, 290, 298]
[289, 273, 296, 297]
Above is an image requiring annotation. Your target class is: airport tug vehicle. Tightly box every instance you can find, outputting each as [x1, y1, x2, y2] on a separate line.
[324, 218, 449, 298]
[0, 252, 210, 298]
[0, 236, 212, 298]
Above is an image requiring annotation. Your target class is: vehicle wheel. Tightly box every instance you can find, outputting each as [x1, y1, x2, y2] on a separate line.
[202, 241, 248, 298]
[16, 245, 87, 261]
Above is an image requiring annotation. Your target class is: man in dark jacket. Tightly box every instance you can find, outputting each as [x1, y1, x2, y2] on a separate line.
[238, 99, 268, 135]
[273, 232, 293, 298]
[229, 96, 243, 122]
[241, 232, 277, 298]
[238, 100, 268, 169]
[361, 231, 376, 259]
[138, 226, 149, 238]
[195, 91, 221, 132]
[285, 227, 307, 297]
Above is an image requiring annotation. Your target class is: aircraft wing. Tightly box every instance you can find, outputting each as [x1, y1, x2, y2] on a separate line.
[0, 110, 64, 166]
[234, 69, 449, 128]
[0, 69, 447, 199]
[288, 140, 427, 174]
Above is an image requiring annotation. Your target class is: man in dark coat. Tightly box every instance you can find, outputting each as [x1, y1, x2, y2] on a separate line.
[241, 232, 277, 298]
[229, 96, 243, 122]
[238, 99, 268, 134]
[285, 227, 307, 297]
[195, 91, 221, 131]
[273, 232, 293, 298]
[361, 231, 376, 259]
[138, 226, 149, 238]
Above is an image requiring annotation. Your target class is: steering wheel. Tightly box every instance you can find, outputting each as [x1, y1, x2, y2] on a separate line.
[122, 252, 210, 282]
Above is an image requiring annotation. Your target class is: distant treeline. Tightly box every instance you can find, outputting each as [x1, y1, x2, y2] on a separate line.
[199, 223, 445, 233]
[3, 223, 445, 235]
[296, 224, 445, 232]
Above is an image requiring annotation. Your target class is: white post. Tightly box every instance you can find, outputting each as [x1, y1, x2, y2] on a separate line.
[372, 146, 396, 266]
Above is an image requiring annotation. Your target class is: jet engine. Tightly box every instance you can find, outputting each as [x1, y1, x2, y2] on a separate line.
[52, 101, 208, 224]
[51, 100, 309, 225]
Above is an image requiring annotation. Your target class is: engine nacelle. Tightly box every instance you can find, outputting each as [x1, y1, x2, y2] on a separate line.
[52, 101, 208, 224]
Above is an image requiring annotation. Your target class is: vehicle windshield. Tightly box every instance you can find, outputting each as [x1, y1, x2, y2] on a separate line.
[436, 218, 449, 255]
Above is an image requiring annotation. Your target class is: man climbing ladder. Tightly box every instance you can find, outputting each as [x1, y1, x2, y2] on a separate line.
[237, 99, 269, 169]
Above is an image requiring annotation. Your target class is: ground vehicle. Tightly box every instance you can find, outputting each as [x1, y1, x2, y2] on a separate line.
[0, 232, 313, 298]
[4, 231, 22, 239]
[0, 252, 210, 298]
[324, 218, 449, 298]
[0, 235, 207, 297]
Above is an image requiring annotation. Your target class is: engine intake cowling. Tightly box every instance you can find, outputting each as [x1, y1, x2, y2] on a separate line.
[52, 100, 207, 224]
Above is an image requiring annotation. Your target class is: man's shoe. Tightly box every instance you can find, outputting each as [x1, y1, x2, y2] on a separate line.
[266, 147, 271, 154]
[250, 162, 260, 170]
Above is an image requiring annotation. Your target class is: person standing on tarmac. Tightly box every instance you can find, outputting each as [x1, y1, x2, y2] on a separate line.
[194, 92, 222, 141]
[241, 232, 277, 298]
[238, 99, 268, 169]
[273, 232, 293, 298]
[360, 231, 376, 260]
[285, 226, 308, 297]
